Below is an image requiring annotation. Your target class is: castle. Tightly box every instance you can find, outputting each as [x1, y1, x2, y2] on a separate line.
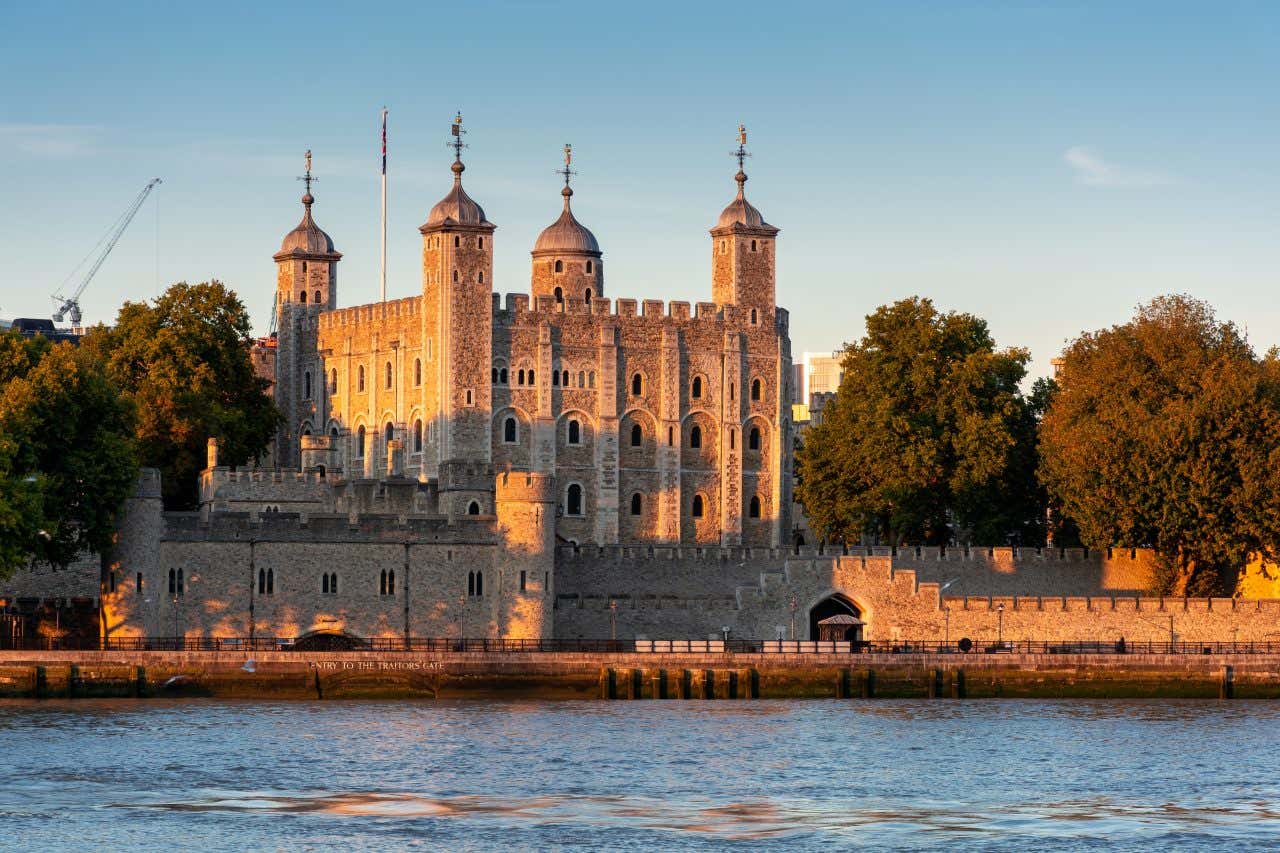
[36, 120, 1276, 648]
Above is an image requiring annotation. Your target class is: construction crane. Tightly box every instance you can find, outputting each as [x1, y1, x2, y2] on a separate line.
[51, 178, 162, 325]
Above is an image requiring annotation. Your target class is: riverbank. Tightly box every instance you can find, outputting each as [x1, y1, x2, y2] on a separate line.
[1, 650, 1276, 700]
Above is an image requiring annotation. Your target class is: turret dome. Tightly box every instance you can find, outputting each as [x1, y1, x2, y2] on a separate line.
[423, 160, 493, 229]
[275, 186, 340, 261]
[532, 186, 600, 255]
[713, 170, 776, 232]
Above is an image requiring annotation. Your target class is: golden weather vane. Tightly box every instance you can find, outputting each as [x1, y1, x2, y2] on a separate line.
[449, 112, 467, 160]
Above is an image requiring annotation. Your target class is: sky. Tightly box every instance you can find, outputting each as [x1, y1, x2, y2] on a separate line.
[1, 1, 1277, 380]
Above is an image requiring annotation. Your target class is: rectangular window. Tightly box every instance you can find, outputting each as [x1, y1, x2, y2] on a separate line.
[136, 572, 143, 593]
[519, 570, 527, 592]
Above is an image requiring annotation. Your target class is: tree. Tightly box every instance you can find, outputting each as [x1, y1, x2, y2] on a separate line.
[796, 297, 1043, 547]
[1039, 294, 1280, 595]
[82, 281, 279, 509]
[0, 335, 138, 576]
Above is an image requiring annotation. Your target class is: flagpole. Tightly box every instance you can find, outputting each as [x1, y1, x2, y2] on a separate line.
[380, 106, 388, 303]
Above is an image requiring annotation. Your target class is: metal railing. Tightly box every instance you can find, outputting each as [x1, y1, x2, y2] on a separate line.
[4, 637, 1280, 655]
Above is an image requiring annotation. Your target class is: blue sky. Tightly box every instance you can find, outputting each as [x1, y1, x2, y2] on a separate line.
[2, 1, 1277, 379]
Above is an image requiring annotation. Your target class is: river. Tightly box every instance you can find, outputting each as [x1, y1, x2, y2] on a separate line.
[1, 699, 1277, 851]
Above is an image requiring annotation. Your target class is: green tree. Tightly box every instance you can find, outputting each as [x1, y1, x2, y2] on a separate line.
[0, 336, 138, 576]
[796, 297, 1043, 547]
[1039, 294, 1280, 595]
[82, 281, 279, 509]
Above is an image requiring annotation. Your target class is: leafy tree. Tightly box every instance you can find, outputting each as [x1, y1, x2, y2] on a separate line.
[82, 281, 279, 510]
[1039, 294, 1280, 595]
[0, 335, 138, 576]
[796, 297, 1043, 547]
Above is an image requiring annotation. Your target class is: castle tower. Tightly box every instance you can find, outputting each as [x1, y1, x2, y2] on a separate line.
[419, 114, 497, 514]
[273, 151, 340, 468]
[710, 126, 779, 325]
[531, 144, 602, 307]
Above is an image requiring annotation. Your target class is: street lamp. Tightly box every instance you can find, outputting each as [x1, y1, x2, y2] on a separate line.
[939, 579, 958, 650]
[997, 602, 1005, 648]
[788, 596, 798, 641]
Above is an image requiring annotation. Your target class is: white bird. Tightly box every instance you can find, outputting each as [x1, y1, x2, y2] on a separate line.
[241, 659, 256, 673]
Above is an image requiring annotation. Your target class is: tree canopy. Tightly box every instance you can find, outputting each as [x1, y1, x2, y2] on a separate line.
[81, 281, 279, 510]
[796, 297, 1044, 547]
[0, 334, 138, 576]
[1039, 294, 1280, 595]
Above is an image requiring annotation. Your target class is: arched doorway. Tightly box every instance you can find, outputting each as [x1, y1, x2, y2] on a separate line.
[293, 631, 368, 652]
[809, 594, 863, 642]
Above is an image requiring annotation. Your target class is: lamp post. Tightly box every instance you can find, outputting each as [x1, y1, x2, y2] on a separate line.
[997, 602, 1005, 648]
[788, 596, 798, 641]
[938, 579, 958, 650]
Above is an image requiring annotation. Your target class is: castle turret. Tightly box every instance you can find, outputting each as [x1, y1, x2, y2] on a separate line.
[710, 126, 778, 326]
[420, 114, 496, 510]
[273, 151, 341, 468]
[531, 144, 602, 307]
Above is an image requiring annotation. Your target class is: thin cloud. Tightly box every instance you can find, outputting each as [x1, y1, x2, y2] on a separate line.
[1064, 146, 1172, 187]
[0, 123, 101, 157]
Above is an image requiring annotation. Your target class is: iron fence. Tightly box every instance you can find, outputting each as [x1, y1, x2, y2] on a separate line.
[5, 636, 1280, 655]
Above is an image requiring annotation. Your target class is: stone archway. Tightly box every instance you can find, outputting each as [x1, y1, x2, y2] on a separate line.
[293, 631, 368, 652]
[808, 594, 863, 641]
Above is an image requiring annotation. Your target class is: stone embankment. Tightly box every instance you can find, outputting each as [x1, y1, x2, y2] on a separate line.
[0, 651, 1276, 700]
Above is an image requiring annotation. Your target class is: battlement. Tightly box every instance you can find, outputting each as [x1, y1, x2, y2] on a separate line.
[495, 470, 556, 503]
[160, 509, 495, 542]
[557, 544, 792, 563]
[318, 296, 421, 330]
[785, 544, 1153, 564]
[203, 467, 331, 487]
[492, 292, 763, 329]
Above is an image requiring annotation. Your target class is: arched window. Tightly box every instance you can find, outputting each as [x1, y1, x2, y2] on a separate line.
[586, 260, 594, 274]
[518, 369, 526, 385]
[266, 568, 274, 595]
[478, 236, 484, 249]
[330, 368, 338, 394]
[475, 571, 483, 597]
[588, 371, 595, 388]
[413, 419, 423, 453]
[552, 371, 559, 386]
[577, 371, 585, 388]
[330, 573, 338, 594]
[500, 367, 508, 384]
[729, 382, 735, 400]
[554, 286, 563, 303]
[750, 239, 757, 252]
[387, 569, 395, 595]
[584, 288, 592, 304]
[300, 290, 307, 304]
[729, 429, 735, 450]
[356, 425, 366, 457]
[304, 371, 312, 399]
[358, 365, 365, 392]
[749, 496, 761, 518]
[468, 571, 475, 597]
[749, 427, 761, 451]
[453, 269, 458, 282]
[478, 270, 484, 283]
[385, 362, 393, 389]
[692, 376, 702, 398]
[314, 289, 321, 305]
[519, 570, 527, 592]
[528, 369, 535, 385]
[504, 417, 517, 443]
[751, 379, 762, 401]
[568, 419, 581, 445]
[380, 569, 387, 596]
[454, 236, 460, 247]
[692, 495, 704, 518]
[554, 260, 563, 273]
[492, 367, 498, 384]
[322, 574, 329, 594]
[177, 568, 183, 596]
[468, 501, 480, 515]
[301, 424, 311, 437]
[750, 308, 758, 325]
[561, 370, 569, 387]
[414, 359, 422, 386]
[630, 493, 642, 516]
[385, 422, 394, 446]
[690, 425, 702, 449]
[168, 568, 176, 596]
[567, 483, 583, 516]
[630, 423, 642, 447]
[631, 373, 643, 395]
[330, 425, 339, 439]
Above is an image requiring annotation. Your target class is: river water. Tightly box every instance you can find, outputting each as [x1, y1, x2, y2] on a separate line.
[1, 699, 1278, 851]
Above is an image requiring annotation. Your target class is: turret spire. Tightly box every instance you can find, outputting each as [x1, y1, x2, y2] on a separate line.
[555, 143, 577, 211]
[448, 111, 468, 183]
[297, 149, 317, 208]
[731, 124, 750, 199]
